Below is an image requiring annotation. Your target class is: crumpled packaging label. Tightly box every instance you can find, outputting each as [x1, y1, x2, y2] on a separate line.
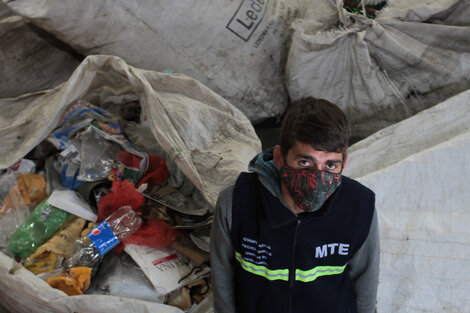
[28, 215, 86, 259]
[46, 267, 92, 296]
[23, 252, 59, 275]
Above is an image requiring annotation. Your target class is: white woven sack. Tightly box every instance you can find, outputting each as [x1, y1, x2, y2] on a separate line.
[4, 0, 305, 122]
[344, 89, 470, 313]
[0, 2, 80, 98]
[286, 0, 470, 138]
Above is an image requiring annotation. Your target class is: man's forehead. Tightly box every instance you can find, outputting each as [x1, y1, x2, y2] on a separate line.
[287, 142, 343, 160]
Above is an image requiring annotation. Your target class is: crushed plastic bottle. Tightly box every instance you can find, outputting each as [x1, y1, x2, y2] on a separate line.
[64, 206, 142, 273]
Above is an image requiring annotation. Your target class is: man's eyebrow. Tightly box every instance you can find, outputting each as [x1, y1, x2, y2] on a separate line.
[327, 159, 343, 164]
[296, 154, 342, 164]
[296, 154, 315, 161]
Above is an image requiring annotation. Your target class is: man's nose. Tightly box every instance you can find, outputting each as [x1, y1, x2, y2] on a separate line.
[310, 163, 320, 171]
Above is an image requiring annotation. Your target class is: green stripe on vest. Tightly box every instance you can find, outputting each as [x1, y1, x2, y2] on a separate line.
[295, 264, 347, 282]
[236, 251, 347, 283]
[235, 252, 289, 281]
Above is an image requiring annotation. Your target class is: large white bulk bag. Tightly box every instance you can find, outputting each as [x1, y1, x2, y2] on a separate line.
[0, 2, 81, 98]
[4, 0, 305, 122]
[344, 89, 470, 312]
[0, 54, 261, 312]
[286, 0, 470, 138]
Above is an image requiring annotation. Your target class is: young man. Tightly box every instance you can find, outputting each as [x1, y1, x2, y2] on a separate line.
[210, 97, 379, 313]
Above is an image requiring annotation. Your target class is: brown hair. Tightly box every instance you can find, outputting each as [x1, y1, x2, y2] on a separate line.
[280, 97, 351, 158]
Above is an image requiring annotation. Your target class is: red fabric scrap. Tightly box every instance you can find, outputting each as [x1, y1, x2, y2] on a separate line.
[118, 151, 141, 169]
[137, 154, 170, 187]
[113, 219, 182, 254]
[117, 151, 169, 187]
[97, 180, 144, 222]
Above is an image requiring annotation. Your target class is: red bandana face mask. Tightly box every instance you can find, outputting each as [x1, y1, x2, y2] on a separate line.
[279, 166, 342, 212]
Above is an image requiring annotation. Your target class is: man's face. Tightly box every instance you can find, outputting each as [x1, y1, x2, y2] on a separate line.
[274, 141, 348, 174]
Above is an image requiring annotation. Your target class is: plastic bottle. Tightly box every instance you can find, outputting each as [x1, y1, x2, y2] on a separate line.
[64, 206, 142, 273]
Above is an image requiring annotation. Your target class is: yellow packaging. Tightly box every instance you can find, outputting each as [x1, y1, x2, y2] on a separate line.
[23, 252, 58, 274]
[46, 267, 92, 296]
[28, 215, 86, 259]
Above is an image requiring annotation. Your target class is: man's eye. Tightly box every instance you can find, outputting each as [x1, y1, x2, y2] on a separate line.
[299, 160, 310, 167]
[326, 163, 337, 170]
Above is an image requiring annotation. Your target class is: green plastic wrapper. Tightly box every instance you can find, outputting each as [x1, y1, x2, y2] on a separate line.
[9, 198, 70, 259]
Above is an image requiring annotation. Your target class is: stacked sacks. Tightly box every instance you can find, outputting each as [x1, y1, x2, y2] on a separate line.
[4, 0, 308, 122]
[286, 0, 470, 138]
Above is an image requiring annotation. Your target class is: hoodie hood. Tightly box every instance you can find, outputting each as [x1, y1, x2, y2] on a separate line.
[248, 148, 282, 197]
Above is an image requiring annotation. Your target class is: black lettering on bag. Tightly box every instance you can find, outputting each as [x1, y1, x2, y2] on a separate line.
[227, 0, 269, 41]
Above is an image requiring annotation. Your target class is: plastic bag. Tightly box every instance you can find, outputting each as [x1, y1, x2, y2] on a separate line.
[50, 99, 115, 150]
[88, 252, 160, 303]
[0, 173, 47, 216]
[0, 173, 46, 256]
[56, 143, 83, 189]
[9, 198, 69, 259]
[77, 127, 121, 182]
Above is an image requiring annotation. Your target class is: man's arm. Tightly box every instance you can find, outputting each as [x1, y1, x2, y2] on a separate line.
[349, 208, 380, 313]
[210, 186, 236, 313]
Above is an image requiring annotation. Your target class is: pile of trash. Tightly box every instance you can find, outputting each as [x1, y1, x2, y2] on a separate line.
[0, 98, 214, 311]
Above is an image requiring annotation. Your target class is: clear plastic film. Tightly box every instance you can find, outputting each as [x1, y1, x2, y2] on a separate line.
[77, 128, 121, 182]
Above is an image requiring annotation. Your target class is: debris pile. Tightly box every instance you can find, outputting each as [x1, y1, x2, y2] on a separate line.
[0, 99, 214, 312]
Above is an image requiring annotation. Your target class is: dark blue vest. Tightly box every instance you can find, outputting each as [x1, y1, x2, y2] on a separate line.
[230, 172, 375, 313]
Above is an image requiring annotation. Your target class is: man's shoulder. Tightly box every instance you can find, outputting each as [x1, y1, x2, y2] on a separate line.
[217, 172, 259, 203]
[218, 183, 235, 202]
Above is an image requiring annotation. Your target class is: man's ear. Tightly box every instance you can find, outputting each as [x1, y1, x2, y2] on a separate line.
[273, 145, 283, 168]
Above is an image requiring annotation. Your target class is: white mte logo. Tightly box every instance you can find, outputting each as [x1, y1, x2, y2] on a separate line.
[315, 243, 349, 258]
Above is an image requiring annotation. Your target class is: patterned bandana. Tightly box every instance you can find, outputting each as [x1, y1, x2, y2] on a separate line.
[279, 166, 342, 212]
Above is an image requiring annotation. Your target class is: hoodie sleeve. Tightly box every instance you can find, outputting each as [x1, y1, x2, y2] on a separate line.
[349, 208, 380, 313]
[210, 185, 236, 313]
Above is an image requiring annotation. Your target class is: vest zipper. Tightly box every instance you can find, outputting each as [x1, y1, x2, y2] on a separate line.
[289, 218, 301, 313]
